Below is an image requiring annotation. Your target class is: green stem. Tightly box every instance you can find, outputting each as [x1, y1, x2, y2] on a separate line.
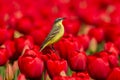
[0, 66, 5, 80]
[14, 69, 20, 80]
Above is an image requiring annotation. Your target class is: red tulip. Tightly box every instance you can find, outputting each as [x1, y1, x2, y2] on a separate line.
[109, 4, 120, 26]
[55, 34, 80, 59]
[97, 51, 109, 62]
[72, 72, 90, 80]
[87, 55, 111, 80]
[18, 49, 44, 79]
[53, 76, 85, 80]
[98, 51, 119, 68]
[47, 59, 68, 78]
[63, 19, 81, 35]
[68, 51, 87, 72]
[104, 26, 120, 42]
[30, 28, 49, 45]
[4, 40, 16, 60]
[16, 16, 34, 34]
[88, 28, 104, 43]
[53, 72, 90, 80]
[107, 67, 120, 80]
[74, 2, 100, 24]
[0, 48, 8, 66]
[76, 35, 90, 50]
[17, 74, 26, 80]
[14, 36, 34, 60]
[114, 37, 120, 51]
[104, 42, 119, 56]
[0, 28, 13, 45]
[41, 51, 60, 62]
[53, 76, 80, 80]
[108, 54, 119, 68]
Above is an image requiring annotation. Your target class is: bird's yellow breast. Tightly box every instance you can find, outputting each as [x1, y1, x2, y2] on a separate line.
[40, 20, 64, 51]
[48, 22, 64, 45]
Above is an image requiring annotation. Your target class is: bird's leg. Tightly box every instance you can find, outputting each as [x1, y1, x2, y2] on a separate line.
[51, 44, 56, 52]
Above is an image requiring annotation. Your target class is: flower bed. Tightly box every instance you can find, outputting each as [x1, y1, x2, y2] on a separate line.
[0, 0, 120, 80]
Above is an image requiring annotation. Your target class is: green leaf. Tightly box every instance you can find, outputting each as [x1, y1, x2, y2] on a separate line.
[96, 41, 105, 52]
[67, 67, 72, 76]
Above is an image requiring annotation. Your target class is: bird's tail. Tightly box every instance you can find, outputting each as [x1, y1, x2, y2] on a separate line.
[40, 45, 44, 52]
[40, 43, 47, 52]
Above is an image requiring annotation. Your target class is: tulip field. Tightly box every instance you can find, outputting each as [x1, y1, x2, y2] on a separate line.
[0, 0, 120, 80]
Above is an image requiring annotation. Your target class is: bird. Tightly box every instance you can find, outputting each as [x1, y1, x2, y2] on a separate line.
[40, 17, 65, 51]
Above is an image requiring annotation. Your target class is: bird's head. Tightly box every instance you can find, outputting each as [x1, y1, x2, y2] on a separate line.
[54, 17, 65, 24]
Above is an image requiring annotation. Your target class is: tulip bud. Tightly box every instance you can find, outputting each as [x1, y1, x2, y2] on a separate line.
[53, 76, 80, 80]
[107, 67, 120, 80]
[108, 54, 119, 68]
[17, 74, 26, 80]
[72, 72, 90, 80]
[98, 51, 119, 68]
[0, 28, 13, 45]
[53, 76, 74, 80]
[104, 42, 119, 56]
[76, 35, 90, 50]
[89, 38, 97, 53]
[0, 48, 8, 66]
[87, 56, 111, 80]
[5, 63, 14, 80]
[4, 40, 16, 60]
[30, 28, 49, 45]
[55, 34, 80, 59]
[47, 59, 68, 78]
[68, 51, 87, 72]
[41, 50, 60, 63]
[53, 72, 90, 80]
[18, 49, 44, 79]
[14, 36, 34, 60]
[88, 28, 104, 43]
[63, 19, 81, 35]
[16, 16, 34, 34]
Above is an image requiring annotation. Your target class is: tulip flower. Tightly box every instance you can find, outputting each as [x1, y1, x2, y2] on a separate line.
[16, 16, 34, 34]
[76, 35, 90, 50]
[68, 51, 87, 72]
[4, 40, 16, 60]
[55, 34, 80, 60]
[0, 48, 8, 66]
[14, 36, 34, 60]
[104, 42, 119, 56]
[47, 59, 68, 78]
[87, 55, 111, 80]
[17, 74, 26, 80]
[88, 28, 104, 43]
[18, 49, 44, 79]
[98, 51, 119, 68]
[30, 28, 49, 45]
[63, 19, 81, 35]
[0, 28, 13, 45]
[107, 67, 120, 80]
[72, 72, 90, 80]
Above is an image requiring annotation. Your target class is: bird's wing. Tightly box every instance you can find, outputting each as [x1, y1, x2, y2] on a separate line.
[40, 24, 60, 48]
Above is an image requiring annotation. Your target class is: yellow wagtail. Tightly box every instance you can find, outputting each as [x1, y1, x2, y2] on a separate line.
[40, 17, 65, 51]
